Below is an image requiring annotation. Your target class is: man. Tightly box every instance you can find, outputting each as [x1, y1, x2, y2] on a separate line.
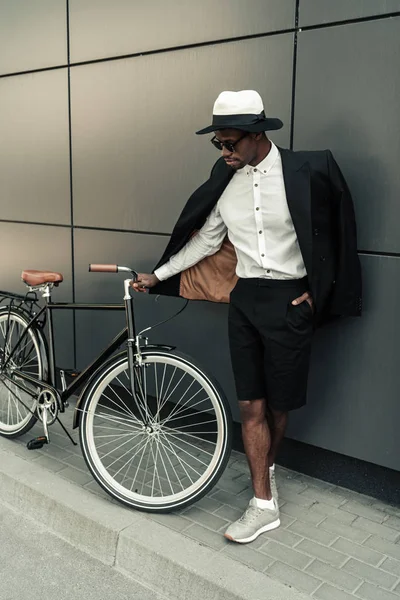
[132, 90, 362, 544]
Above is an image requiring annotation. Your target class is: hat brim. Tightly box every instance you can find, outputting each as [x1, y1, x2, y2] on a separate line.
[196, 117, 283, 135]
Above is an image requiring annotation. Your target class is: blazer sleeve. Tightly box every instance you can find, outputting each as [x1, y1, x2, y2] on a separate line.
[327, 150, 362, 317]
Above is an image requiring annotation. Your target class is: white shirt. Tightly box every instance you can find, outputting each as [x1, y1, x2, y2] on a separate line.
[155, 142, 306, 282]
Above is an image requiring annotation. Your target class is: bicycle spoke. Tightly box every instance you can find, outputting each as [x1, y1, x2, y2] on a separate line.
[161, 431, 210, 468]
[160, 396, 210, 423]
[160, 387, 205, 426]
[92, 431, 133, 450]
[158, 431, 196, 483]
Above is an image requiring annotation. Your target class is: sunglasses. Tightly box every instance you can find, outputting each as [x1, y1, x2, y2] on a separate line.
[210, 132, 249, 153]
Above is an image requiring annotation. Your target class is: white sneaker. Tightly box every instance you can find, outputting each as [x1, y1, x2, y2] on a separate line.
[224, 498, 280, 544]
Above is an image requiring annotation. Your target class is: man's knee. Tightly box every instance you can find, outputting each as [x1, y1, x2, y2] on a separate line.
[239, 399, 266, 425]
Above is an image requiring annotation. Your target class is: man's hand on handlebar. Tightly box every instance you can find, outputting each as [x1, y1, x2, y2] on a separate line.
[131, 273, 159, 292]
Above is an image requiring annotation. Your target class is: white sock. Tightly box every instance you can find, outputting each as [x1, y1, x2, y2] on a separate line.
[269, 464, 275, 472]
[253, 496, 275, 510]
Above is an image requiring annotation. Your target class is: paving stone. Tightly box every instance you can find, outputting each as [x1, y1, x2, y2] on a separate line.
[294, 473, 336, 491]
[331, 537, 384, 566]
[195, 495, 223, 513]
[38, 445, 74, 461]
[260, 539, 312, 570]
[313, 583, 357, 600]
[319, 517, 370, 544]
[222, 543, 274, 571]
[300, 487, 347, 508]
[311, 502, 358, 525]
[364, 536, 400, 561]
[147, 512, 191, 533]
[34, 455, 67, 473]
[331, 487, 376, 507]
[288, 519, 338, 546]
[380, 557, 400, 577]
[278, 478, 308, 496]
[183, 523, 227, 551]
[182, 506, 228, 531]
[227, 459, 249, 474]
[62, 453, 88, 472]
[280, 485, 316, 508]
[48, 431, 78, 449]
[296, 539, 346, 567]
[83, 479, 117, 503]
[306, 559, 361, 592]
[340, 501, 388, 524]
[267, 561, 322, 595]
[215, 473, 249, 495]
[342, 558, 397, 590]
[261, 527, 303, 548]
[356, 581, 400, 600]
[374, 505, 400, 519]
[58, 466, 93, 486]
[214, 504, 243, 522]
[352, 517, 400, 543]
[384, 516, 400, 532]
[279, 512, 296, 527]
[1, 442, 41, 460]
[210, 488, 249, 510]
[281, 502, 326, 525]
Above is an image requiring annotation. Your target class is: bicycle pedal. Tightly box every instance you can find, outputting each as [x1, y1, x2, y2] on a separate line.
[27, 436, 48, 450]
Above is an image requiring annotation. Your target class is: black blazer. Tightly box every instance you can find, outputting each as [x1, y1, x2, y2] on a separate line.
[151, 148, 362, 326]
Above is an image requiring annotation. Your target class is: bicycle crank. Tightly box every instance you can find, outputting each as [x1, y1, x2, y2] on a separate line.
[36, 389, 59, 426]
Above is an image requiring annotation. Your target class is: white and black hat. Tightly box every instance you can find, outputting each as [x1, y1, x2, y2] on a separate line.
[196, 90, 283, 135]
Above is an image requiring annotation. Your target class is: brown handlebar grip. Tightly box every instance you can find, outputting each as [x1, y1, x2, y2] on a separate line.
[89, 264, 118, 273]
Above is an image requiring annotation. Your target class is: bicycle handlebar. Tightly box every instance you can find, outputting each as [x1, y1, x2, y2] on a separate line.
[89, 264, 118, 273]
[88, 265, 138, 282]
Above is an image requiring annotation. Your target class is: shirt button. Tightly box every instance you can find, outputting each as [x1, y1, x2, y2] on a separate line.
[255, 207, 260, 211]
[267, 269, 271, 273]
[253, 168, 257, 172]
[261, 254, 265, 257]
[259, 230, 262, 234]
[263, 171, 267, 174]
[254, 183, 258, 187]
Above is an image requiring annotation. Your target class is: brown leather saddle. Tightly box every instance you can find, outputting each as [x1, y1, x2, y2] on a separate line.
[21, 270, 63, 286]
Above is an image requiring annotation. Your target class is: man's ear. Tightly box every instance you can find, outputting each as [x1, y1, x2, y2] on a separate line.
[253, 132, 263, 141]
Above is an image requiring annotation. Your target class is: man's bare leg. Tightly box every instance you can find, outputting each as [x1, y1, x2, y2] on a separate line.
[239, 398, 272, 500]
[267, 408, 288, 468]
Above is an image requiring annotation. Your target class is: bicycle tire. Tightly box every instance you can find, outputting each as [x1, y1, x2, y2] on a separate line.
[0, 306, 48, 438]
[79, 349, 232, 512]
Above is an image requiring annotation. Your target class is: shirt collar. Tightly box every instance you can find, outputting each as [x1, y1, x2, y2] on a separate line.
[242, 141, 279, 176]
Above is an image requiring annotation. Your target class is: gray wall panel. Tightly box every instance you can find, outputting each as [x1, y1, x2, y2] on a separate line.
[71, 35, 293, 232]
[74, 229, 238, 418]
[300, 0, 400, 26]
[0, 0, 67, 75]
[0, 223, 74, 369]
[288, 254, 400, 470]
[69, 0, 295, 62]
[0, 70, 71, 224]
[294, 19, 400, 253]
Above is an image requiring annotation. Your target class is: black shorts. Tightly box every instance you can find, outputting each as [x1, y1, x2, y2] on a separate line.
[228, 277, 314, 411]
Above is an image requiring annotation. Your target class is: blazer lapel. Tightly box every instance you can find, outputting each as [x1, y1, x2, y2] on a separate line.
[279, 148, 313, 280]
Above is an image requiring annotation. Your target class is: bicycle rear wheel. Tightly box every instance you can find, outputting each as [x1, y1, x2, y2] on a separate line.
[79, 350, 232, 512]
[0, 307, 47, 437]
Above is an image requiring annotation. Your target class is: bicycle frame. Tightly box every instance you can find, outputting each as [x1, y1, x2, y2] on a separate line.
[1, 283, 134, 414]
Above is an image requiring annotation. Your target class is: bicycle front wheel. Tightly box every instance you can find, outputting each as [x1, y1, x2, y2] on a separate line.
[79, 350, 232, 512]
[0, 307, 47, 437]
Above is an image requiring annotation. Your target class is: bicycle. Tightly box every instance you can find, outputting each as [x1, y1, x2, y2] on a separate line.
[0, 264, 232, 512]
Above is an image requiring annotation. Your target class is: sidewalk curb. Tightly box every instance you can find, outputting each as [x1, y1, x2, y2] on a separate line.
[0, 448, 311, 600]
